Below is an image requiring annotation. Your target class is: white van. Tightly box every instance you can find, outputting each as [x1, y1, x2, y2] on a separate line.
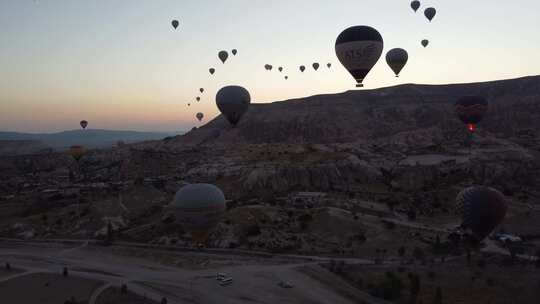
[220, 277, 233, 286]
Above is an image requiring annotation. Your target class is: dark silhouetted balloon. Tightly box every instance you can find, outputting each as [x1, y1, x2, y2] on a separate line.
[454, 96, 488, 133]
[424, 7, 436, 22]
[278, 67, 283, 72]
[209, 68, 215, 75]
[327, 63, 332, 68]
[170, 183, 226, 244]
[411, 1, 421, 12]
[299, 65, 305, 72]
[199, 88, 204, 93]
[216, 85, 251, 126]
[312, 62, 320, 71]
[218, 51, 228, 63]
[196, 97, 200, 102]
[80, 120, 88, 129]
[69, 145, 86, 162]
[232, 49, 237, 56]
[171, 20, 179, 29]
[196, 112, 204, 122]
[264, 64, 273, 71]
[285, 76, 288, 80]
[386, 48, 408, 77]
[455, 186, 507, 241]
[335, 26, 384, 88]
[421, 39, 429, 48]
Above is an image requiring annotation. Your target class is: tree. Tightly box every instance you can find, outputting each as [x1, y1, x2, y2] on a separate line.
[408, 273, 421, 304]
[106, 220, 114, 245]
[398, 246, 406, 258]
[120, 283, 128, 295]
[433, 286, 442, 304]
[413, 247, 425, 261]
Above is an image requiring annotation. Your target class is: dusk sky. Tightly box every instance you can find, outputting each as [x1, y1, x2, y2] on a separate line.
[1, 0, 539, 133]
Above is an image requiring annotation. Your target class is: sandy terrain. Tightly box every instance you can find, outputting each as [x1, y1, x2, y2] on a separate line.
[0, 272, 102, 304]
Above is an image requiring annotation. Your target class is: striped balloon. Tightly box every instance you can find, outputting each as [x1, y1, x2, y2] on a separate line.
[454, 96, 488, 133]
[170, 183, 226, 244]
[455, 186, 507, 240]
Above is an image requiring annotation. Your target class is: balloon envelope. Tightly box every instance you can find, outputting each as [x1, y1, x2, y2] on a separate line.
[218, 51, 229, 63]
[455, 186, 507, 240]
[454, 96, 488, 133]
[196, 112, 204, 121]
[421, 39, 429, 48]
[424, 7, 436, 21]
[313, 63, 320, 71]
[411, 1, 420, 12]
[386, 48, 408, 77]
[80, 120, 88, 129]
[196, 97, 200, 102]
[69, 145, 86, 162]
[232, 49, 237, 56]
[209, 68, 215, 75]
[335, 25, 384, 87]
[171, 20, 179, 29]
[327, 63, 332, 68]
[200, 88, 204, 93]
[299, 65, 305, 72]
[170, 183, 226, 244]
[216, 85, 251, 126]
[278, 67, 283, 72]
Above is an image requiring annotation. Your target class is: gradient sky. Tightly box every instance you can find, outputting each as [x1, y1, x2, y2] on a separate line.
[1, 0, 539, 133]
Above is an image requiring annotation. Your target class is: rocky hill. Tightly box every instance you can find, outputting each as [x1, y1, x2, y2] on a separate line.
[169, 75, 540, 146]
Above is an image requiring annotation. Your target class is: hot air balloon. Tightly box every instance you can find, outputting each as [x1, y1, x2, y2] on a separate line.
[285, 76, 288, 80]
[216, 85, 251, 126]
[69, 145, 86, 162]
[421, 39, 429, 48]
[454, 96, 488, 133]
[327, 63, 332, 68]
[200, 88, 204, 93]
[313, 63, 320, 71]
[196, 112, 204, 121]
[267, 64, 273, 71]
[424, 7, 436, 22]
[455, 186, 507, 241]
[196, 97, 200, 102]
[232, 49, 237, 56]
[218, 51, 228, 63]
[278, 67, 283, 72]
[335, 26, 384, 88]
[80, 120, 88, 129]
[299, 65, 306, 72]
[385, 48, 408, 77]
[188, 103, 191, 106]
[209, 68, 215, 75]
[410, 1, 421, 12]
[171, 20, 179, 29]
[170, 183, 226, 244]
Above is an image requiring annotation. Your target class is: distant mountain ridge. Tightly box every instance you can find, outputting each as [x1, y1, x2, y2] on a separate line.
[0, 129, 178, 150]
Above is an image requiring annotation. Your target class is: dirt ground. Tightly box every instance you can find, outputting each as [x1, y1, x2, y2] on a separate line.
[336, 253, 540, 304]
[0, 272, 102, 304]
[96, 286, 160, 304]
[0, 266, 24, 279]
